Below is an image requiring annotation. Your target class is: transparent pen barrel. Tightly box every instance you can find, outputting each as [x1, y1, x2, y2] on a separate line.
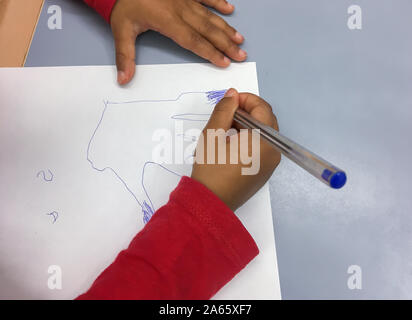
[234, 110, 346, 188]
[260, 127, 342, 186]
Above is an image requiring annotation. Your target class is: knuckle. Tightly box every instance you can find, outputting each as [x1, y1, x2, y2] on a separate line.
[116, 51, 129, 61]
[220, 42, 232, 53]
[188, 32, 204, 48]
[227, 25, 237, 36]
[217, 36, 236, 54]
[212, 50, 226, 63]
[202, 6, 214, 18]
[263, 103, 274, 117]
[211, 14, 227, 27]
[203, 20, 217, 34]
[215, 102, 232, 115]
[216, 99, 236, 113]
[225, 40, 238, 53]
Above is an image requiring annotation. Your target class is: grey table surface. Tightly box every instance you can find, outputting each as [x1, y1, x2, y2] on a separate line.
[26, 0, 412, 299]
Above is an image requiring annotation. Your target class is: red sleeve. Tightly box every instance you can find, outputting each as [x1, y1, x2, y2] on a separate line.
[83, 0, 117, 23]
[76, 176, 259, 300]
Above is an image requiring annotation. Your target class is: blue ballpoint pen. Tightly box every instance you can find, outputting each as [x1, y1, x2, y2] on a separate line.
[233, 109, 347, 189]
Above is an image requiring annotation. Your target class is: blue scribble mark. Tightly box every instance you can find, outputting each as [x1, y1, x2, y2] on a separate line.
[37, 169, 54, 182]
[206, 89, 227, 105]
[141, 161, 182, 218]
[88, 91, 224, 224]
[142, 201, 154, 224]
[140, 162, 182, 223]
[46, 211, 59, 224]
[170, 89, 227, 122]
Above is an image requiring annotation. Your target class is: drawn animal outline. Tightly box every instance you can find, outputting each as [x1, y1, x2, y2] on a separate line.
[87, 90, 227, 224]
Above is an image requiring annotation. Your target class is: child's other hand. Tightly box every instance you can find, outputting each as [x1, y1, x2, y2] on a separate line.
[110, 0, 246, 85]
[191, 89, 281, 211]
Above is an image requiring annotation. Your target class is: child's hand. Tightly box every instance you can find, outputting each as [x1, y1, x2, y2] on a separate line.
[110, 0, 246, 85]
[191, 89, 281, 211]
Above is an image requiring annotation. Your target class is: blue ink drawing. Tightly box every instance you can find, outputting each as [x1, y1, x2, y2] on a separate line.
[87, 90, 226, 224]
[206, 89, 227, 105]
[170, 90, 227, 122]
[46, 211, 59, 224]
[36, 169, 54, 182]
[171, 113, 211, 122]
[141, 161, 182, 223]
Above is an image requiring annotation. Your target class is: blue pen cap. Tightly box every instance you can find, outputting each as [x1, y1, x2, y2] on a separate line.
[330, 171, 347, 189]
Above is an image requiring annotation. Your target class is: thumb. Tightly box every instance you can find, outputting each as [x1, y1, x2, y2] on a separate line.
[113, 24, 137, 85]
[205, 88, 239, 131]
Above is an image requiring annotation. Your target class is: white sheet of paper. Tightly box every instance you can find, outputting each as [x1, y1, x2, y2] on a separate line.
[0, 63, 281, 299]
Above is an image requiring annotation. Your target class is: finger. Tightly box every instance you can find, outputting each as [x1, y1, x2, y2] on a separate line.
[112, 23, 137, 85]
[164, 21, 231, 67]
[195, 17, 246, 61]
[188, 13, 246, 61]
[197, 0, 235, 15]
[205, 88, 239, 130]
[238, 93, 278, 130]
[194, 2, 244, 44]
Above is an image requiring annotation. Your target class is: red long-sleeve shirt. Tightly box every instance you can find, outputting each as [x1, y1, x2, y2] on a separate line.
[84, 0, 117, 23]
[79, 0, 258, 299]
[77, 177, 259, 299]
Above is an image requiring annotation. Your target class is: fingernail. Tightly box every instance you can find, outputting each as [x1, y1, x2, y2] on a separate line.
[235, 32, 244, 42]
[238, 49, 247, 59]
[117, 71, 126, 84]
[227, 3, 234, 10]
[223, 56, 231, 66]
[224, 88, 236, 97]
